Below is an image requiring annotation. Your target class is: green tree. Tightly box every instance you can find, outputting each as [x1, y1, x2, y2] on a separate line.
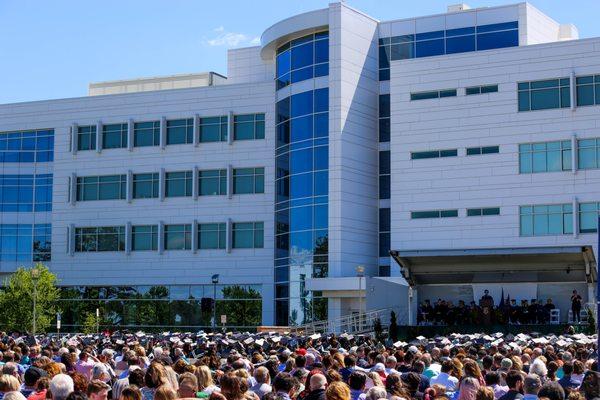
[0, 264, 60, 333]
[388, 311, 399, 341]
[82, 312, 99, 334]
[220, 285, 262, 328]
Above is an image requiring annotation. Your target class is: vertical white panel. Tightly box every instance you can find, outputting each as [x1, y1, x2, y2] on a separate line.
[70, 173, 77, 206]
[226, 218, 232, 253]
[96, 121, 102, 153]
[571, 134, 577, 174]
[227, 111, 234, 145]
[71, 123, 78, 154]
[570, 71, 576, 111]
[192, 219, 198, 254]
[158, 221, 165, 254]
[127, 119, 134, 151]
[160, 117, 166, 149]
[227, 164, 233, 199]
[126, 222, 132, 255]
[69, 224, 75, 256]
[159, 168, 165, 202]
[572, 197, 578, 238]
[192, 166, 199, 200]
[193, 114, 200, 147]
[127, 170, 133, 203]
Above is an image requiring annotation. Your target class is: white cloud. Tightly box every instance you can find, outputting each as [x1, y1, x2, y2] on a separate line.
[204, 27, 260, 47]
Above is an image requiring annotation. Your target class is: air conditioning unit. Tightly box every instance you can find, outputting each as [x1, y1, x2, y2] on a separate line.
[447, 3, 471, 12]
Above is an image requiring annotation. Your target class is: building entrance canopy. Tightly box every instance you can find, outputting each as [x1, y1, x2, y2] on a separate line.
[390, 246, 597, 287]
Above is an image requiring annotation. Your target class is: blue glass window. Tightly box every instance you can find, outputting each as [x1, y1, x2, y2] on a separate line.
[0, 129, 54, 162]
[477, 30, 519, 50]
[416, 39, 444, 58]
[519, 141, 571, 173]
[0, 224, 51, 263]
[576, 75, 600, 107]
[578, 138, 600, 170]
[520, 204, 573, 236]
[134, 121, 160, 147]
[77, 175, 126, 201]
[378, 21, 518, 81]
[446, 35, 475, 54]
[166, 118, 193, 145]
[199, 116, 228, 143]
[518, 78, 571, 111]
[102, 123, 128, 149]
[234, 114, 265, 141]
[579, 202, 599, 233]
[411, 210, 458, 219]
[276, 31, 329, 90]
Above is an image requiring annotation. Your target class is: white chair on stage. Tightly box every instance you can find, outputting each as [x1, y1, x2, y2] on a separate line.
[549, 309, 560, 325]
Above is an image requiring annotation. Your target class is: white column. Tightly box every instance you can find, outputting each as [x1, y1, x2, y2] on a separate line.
[193, 114, 200, 147]
[227, 164, 233, 199]
[159, 168, 165, 201]
[160, 117, 166, 149]
[127, 119, 134, 151]
[70, 173, 77, 206]
[126, 222, 132, 255]
[573, 197, 579, 238]
[226, 218, 232, 253]
[192, 219, 198, 254]
[570, 70, 576, 111]
[572, 134, 578, 174]
[158, 221, 165, 254]
[126, 170, 133, 203]
[192, 166, 199, 200]
[95, 120, 102, 153]
[227, 111, 234, 145]
[71, 123, 78, 154]
[69, 224, 75, 256]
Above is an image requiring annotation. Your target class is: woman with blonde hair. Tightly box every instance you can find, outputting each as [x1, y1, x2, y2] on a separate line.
[120, 386, 143, 400]
[463, 360, 484, 386]
[141, 362, 169, 400]
[196, 365, 219, 396]
[325, 381, 351, 400]
[154, 386, 177, 400]
[475, 387, 494, 400]
[457, 377, 481, 400]
[367, 372, 385, 388]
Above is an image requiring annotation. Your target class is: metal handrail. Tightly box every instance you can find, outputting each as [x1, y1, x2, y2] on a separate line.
[292, 308, 398, 335]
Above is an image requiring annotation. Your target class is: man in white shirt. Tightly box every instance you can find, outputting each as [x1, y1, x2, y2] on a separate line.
[430, 360, 458, 392]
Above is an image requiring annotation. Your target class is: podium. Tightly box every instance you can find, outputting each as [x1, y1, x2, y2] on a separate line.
[479, 297, 494, 325]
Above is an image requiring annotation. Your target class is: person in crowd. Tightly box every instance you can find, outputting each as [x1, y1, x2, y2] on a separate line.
[522, 375, 541, 400]
[557, 363, 580, 394]
[347, 372, 366, 400]
[50, 374, 74, 400]
[75, 352, 98, 380]
[305, 374, 327, 400]
[325, 382, 350, 400]
[430, 360, 458, 392]
[20, 367, 47, 398]
[86, 380, 110, 400]
[177, 372, 199, 399]
[0, 375, 21, 400]
[498, 371, 524, 400]
[251, 367, 272, 399]
[119, 386, 142, 400]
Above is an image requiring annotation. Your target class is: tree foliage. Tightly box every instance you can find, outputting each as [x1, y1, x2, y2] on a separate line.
[0, 264, 60, 333]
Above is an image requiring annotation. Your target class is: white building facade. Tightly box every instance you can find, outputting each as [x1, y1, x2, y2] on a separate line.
[0, 2, 597, 330]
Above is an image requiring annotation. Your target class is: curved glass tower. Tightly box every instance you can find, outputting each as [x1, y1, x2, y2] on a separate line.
[274, 31, 329, 326]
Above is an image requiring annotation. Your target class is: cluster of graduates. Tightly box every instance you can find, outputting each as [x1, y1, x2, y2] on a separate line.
[0, 329, 597, 400]
[416, 298, 559, 326]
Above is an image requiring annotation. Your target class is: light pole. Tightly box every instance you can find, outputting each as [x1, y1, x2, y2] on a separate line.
[356, 265, 365, 332]
[31, 267, 41, 336]
[211, 274, 219, 331]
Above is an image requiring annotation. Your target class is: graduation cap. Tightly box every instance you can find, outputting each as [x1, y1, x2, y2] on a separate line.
[255, 339, 265, 347]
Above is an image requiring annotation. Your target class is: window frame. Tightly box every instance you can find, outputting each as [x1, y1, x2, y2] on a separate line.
[233, 167, 265, 195]
[233, 114, 265, 141]
[519, 204, 573, 237]
[232, 222, 264, 249]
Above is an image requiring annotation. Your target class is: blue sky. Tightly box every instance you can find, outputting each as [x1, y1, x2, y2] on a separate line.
[0, 0, 598, 104]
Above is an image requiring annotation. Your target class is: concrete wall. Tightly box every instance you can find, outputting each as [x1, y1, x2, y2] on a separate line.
[328, 3, 380, 285]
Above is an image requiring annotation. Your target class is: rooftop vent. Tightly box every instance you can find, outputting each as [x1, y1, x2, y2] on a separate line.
[447, 3, 471, 12]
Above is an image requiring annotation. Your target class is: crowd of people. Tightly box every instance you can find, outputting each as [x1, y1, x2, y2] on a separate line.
[0, 330, 597, 400]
